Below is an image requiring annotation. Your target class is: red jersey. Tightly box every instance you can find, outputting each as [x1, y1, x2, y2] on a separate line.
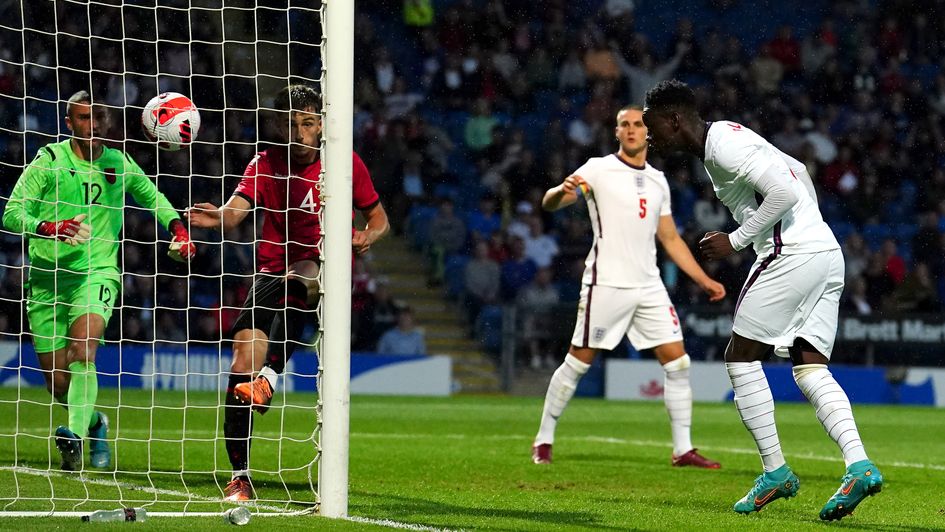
[234, 148, 380, 273]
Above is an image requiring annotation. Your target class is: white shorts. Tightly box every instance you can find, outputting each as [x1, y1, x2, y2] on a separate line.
[570, 282, 683, 351]
[733, 249, 844, 359]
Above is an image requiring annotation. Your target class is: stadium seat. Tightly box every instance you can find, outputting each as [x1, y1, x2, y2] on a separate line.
[829, 221, 857, 244]
[861, 224, 892, 250]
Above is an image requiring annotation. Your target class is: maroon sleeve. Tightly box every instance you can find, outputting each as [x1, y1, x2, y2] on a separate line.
[233, 152, 265, 207]
[352, 151, 380, 210]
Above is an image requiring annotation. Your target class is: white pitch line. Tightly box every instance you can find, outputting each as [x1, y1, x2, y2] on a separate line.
[345, 515, 458, 532]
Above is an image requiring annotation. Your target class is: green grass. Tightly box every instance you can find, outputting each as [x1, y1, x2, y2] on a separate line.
[0, 388, 943, 531]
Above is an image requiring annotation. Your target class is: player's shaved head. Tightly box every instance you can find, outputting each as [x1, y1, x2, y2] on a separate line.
[275, 84, 321, 113]
[66, 90, 92, 119]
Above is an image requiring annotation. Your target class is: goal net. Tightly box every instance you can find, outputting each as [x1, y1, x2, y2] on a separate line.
[0, 0, 353, 518]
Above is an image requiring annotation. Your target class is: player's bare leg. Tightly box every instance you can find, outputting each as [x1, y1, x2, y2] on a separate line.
[224, 328, 267, 499]
[250, 259, 320, 409]
[725, 334, 799, 513]
[532, 345, 594, 464]
[654, 342, 719, 469]
[789, 339, 882, 521]
[53, 314, 107, 471]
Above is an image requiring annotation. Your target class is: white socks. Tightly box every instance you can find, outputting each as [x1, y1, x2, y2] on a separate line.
[535, 354, 590, 445]
[726, 361, 785, 472]
[259, 365, 279, 392]
[793, 364, 868, 466]
[662, 355, 693, 456]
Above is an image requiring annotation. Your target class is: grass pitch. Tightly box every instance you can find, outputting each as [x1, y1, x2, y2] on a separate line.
[0, 388, 942, 530]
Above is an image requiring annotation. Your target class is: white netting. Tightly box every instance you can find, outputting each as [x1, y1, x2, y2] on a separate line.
[0, 0, 331, 516]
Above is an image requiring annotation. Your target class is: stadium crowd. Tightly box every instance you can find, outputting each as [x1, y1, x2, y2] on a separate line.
[2, 0, 944, 360]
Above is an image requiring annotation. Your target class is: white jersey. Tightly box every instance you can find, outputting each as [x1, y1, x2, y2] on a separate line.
[573, 154, 671, 288]
[703, 121, 839, 257]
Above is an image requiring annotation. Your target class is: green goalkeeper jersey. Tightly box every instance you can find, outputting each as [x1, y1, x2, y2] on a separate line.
[2, 140, 181, 277]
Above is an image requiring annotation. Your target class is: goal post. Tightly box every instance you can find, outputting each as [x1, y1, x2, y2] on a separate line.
[0, 0, 353, 518]
[319, 0, 355, 519]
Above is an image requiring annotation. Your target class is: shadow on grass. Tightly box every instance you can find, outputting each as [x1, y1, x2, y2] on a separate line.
[350, 490, 631, 531]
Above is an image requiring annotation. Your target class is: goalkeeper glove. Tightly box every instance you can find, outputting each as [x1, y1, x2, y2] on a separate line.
[167, 219, 196, 262]
[37, 214, 91, 246]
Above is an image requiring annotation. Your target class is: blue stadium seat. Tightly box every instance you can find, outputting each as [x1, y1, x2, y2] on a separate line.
[861, 224, 892, 250]
[830, 221, 857, 244]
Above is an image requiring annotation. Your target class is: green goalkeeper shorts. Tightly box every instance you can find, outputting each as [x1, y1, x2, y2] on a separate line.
[26, 272, 120, 353]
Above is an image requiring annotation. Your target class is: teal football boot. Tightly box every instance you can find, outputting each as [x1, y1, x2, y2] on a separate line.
[820, 460, 883, 521]
[733, 464, 800, 514]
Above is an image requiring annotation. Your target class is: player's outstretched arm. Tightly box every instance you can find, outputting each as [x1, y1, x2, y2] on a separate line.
[657, 215, 726, 302]
[186, 195, 252, 233]
[352, 202, 390, 255]
[541, 174, 584, 211]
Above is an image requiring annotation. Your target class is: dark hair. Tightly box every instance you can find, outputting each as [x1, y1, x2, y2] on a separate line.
[644, 80, 697, 114]
[274, 84, 321, 112]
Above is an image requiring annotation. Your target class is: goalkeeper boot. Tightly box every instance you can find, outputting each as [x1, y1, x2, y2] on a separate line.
[224, 477, 255, 502]
[531, 443, 552, 464]
[87, 412, 111, 469]
[672, 448, 721, 469]
[55, 426, 83, 472]
[234, 376, 273, 414]
[733, 464, 800, 514]
[819, 460, 883, 521]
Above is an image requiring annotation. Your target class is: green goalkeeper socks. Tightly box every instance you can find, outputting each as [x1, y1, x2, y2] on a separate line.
[67, 361, 98, 438]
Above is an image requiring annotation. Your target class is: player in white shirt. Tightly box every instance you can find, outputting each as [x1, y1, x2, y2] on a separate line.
[642, 80, 883, 521]
[531, 105, 727, 470]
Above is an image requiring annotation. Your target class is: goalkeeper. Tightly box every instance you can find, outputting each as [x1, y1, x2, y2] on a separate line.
[187, 84, 389, 501]
[1, 90, 196, 471]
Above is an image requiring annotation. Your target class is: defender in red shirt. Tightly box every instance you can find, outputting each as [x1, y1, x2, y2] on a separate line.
[187, 85, 389, 501]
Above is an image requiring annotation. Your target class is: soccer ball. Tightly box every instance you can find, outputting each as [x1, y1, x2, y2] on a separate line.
[141, 92, 201, 151]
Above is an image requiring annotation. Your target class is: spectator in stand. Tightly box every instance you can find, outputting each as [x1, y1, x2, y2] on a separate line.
[879, 238, 907, 285]
[692, 183, 728, 234]
[368, 280, 404, 342]
[372, 46, 398, 95]
[863, 253, 895, 308]
[842, 233, 871, 280]
[385, 77, 424, 119]
[377, 307, 427, 355]
[913, 211, 943, 272]
[518, 266, 561, 369]
[771, 116, 807, 158]
[843, 276, 873, 315]
[558, 49, 587, 93]
[749, 44, 784, 95]
[615, 42, 689, 105]
[466, 194, 502, 241]
[465, 98, 498, 153]
[584, 38, 621, 83]
[888, 262, 941, 313]
[463, 240, 501, 326]
[507, 201, 534, 242]
[522, 216, 560, 270]
[767, 25, 801, 73]
[427, 198, 467, 287]
[501, 236, 538, 300]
